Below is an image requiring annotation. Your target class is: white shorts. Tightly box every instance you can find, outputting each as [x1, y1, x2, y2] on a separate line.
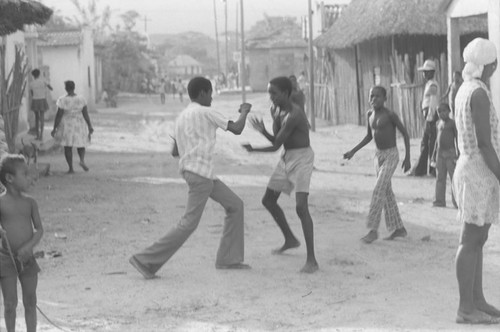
[267, 147, 314, 195]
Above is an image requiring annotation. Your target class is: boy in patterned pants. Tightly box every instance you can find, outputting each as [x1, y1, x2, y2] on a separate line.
[344, 86, 411, 243]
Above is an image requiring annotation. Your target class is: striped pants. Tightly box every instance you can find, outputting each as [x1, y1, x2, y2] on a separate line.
[366, 147, 404, 232]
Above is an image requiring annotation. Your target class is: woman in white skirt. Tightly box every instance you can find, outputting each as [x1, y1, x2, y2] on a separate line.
[51, 81, 94, 173]
[453, 38, 500, 325]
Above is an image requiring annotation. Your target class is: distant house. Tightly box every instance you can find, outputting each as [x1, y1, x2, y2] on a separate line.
[246, 17, 307, 92]
[167, 55, 202, 78]
[36, 28, 99, 112]
[314, 0, 486, 136]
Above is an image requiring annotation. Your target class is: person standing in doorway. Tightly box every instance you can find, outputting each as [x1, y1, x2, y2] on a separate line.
[442, 71, 463, 118]
[410, 59, 440, 177]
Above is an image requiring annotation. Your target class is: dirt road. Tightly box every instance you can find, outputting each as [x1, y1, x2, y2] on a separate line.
[2, 93, 499, 332]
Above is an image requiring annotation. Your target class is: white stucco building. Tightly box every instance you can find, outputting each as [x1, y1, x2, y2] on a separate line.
[37, 28, 97, 111]
[445, 0, 500, 111]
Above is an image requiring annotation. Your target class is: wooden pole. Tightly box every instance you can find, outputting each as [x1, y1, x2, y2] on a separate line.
[213, 0, 221, 78]
[307, 0, 315, 131]
[224, 0, 229, 78]
[240, 0, 246, 102]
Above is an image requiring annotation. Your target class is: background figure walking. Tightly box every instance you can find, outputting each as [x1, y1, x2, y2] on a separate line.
[51, 81, 94, 174]
[29, 69, 52, 140]
[410, 59, 440, 177]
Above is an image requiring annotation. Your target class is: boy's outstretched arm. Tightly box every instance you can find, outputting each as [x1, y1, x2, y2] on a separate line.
[391, 112, 411, 172]
[343, 112, 372, 160]
[250, 117, 275, 143]
[227, 103, 252, 135]
[243, 113, 298, 153]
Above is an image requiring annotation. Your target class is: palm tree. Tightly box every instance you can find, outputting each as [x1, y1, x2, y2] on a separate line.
[0, 0, 52, 152]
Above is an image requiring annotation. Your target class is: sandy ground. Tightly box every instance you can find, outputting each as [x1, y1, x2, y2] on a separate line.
[1, 92, 500, 332]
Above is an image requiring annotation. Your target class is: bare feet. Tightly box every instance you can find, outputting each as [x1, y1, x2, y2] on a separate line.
[361, 230, 378, 244]
[476, 302, 500, 317]
[384, 227, 407, 240]
[456, 309, 500, 324]
[79, 161, 89, 172]
[300, 261, 319, 273]
[271, 239, 300, 254]
[67, 169, 74, 174]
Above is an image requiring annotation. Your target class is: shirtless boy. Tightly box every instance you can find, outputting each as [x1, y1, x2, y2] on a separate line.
[243, 76, 318, 273]
[0, 154, 43, 332]
[344, 86, 411, 243]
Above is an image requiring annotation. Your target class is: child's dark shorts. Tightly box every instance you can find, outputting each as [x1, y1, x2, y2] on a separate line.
[31, 98, 49, 113]
[0, 249, 40, 278]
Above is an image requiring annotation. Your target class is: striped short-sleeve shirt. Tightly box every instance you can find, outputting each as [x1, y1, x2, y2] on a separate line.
[175, 102, 229, 179]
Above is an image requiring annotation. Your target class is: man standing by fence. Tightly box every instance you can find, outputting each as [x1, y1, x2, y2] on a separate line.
[410, 59, 440, 177]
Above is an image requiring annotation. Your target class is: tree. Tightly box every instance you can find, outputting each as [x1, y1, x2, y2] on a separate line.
[40, 10, 76, 30]
[120, 10, 140, 32]
[69, 0, 112, 38]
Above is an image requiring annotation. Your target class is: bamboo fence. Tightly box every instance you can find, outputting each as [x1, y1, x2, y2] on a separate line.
[306, 51, 337, 125]
[390, 50, 447, 139]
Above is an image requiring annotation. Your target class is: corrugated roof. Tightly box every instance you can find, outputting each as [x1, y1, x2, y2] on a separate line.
[38, 30, 82, 47]
[314, 0, 487, 49]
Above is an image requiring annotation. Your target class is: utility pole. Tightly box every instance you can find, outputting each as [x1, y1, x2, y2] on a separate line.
[240, 0, 246, 102]
[224, 0, 229, 78]
[143, 15, 151, 33]
[307, 0, 315, 131]
[235, 0, 239, 51]
[213, 0, 222, 78]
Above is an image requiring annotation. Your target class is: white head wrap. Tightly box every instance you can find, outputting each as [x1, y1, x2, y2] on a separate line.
[462, 38, 497, 81]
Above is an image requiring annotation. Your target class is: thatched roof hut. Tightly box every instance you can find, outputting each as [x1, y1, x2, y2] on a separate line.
[315, 0, 486, 49]
[311, 0, 487, 136]
[0, 0, 53, 36]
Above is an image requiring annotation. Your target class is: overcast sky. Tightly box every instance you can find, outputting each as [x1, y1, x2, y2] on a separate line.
[39, 0, 325, 36]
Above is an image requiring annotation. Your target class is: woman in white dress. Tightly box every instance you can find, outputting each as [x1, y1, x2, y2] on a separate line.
[453, 38, 500, 325]
[51, 81, 94, 173]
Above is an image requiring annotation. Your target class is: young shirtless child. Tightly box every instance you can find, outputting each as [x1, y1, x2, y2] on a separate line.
[431, 103, 458, 208]
[0, 154, 43, 332]
[344, 86, 411, 243]
[243, 76, 318, 273]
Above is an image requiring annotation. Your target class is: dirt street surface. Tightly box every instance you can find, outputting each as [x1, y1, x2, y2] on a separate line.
[2, 93, 499, 332]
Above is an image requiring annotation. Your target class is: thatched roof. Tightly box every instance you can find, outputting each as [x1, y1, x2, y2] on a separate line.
[315, 0, 487, 49]
[0, 0, 53, 36]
